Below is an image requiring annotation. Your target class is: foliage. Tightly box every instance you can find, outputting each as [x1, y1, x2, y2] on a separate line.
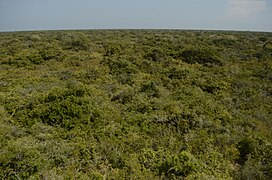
[0, 30, 271, 179]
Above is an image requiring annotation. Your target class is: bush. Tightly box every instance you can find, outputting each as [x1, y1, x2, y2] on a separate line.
[0, 137, 46, 179]
[144, 48, 167, 62]
[103, 58, 138, 75]
[38, 45, 64, 61]
[64, 32, 90, 51]
[140, 149, 198, 178]
[14, 85, 92, 129]
[179, 47, 222, 66]
[160, 151, 198, 177]
[140, 81, 160, 98]
[2, 50, 44, 67]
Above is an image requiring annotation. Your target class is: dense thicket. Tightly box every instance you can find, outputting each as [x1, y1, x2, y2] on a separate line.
[0, 30, 272, 179]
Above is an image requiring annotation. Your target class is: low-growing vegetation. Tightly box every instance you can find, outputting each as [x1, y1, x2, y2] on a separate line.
[0, 30, 271, 179]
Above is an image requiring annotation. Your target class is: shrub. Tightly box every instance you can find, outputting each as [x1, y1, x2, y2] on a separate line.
[166, 67, 191, 80]
[104, 45, 121, 56]
[14, 85, 92, 129]
[102, 58, 138, 75]
[38, 45, 64, 61]
[159, 151, 198, 177]
[111, 86, 135, 104]
[64, 32, 90, 51]
[179, 47, 222, 66]
[0, 137, 46, 179]
[140, 81, 160, 98]
[2, 50, 44, 67]
[140, 149, 198, 178]
[144, 48, 167, 62]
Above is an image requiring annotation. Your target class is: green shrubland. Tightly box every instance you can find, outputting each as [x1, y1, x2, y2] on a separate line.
[0, 30, 271, 179]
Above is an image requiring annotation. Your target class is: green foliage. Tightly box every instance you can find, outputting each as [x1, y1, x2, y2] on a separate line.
[160, 151, 198, 177]
[38, 44, 64, 61]
[179, 47, 222, 66]
[0, 137, 47, 179]
[2, 49, 44, 67]
[11, 84, 91, 129]
[144, 48, 167, 62]
[0, 30, 271, 179]
[64, 32, 90, 51]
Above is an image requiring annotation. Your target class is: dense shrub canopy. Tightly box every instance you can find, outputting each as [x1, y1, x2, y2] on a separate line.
[0, 30, 272, 179]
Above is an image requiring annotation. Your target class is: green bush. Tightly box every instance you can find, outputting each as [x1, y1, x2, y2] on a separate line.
[14, 85, 92, 129]
[0, 137, 46, 179]
[38, 45, 64, 61]
[144, 48, 167, 62]
[179, 47, 222, 66]
[2, 50, 44, 67]
[159, 151, 198, 177]
[64, 32, 90, 51]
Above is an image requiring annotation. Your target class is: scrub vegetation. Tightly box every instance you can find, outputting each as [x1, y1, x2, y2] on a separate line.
[0, 30, 272, 179]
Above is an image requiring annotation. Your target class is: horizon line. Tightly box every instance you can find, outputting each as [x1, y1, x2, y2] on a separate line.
[1, 27, 271, 33]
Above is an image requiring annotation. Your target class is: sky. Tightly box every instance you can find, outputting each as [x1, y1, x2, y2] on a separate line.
[0, 0, 271, 32]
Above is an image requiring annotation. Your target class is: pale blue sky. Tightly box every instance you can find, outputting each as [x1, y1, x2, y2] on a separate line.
[0, 0, 271, 32]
